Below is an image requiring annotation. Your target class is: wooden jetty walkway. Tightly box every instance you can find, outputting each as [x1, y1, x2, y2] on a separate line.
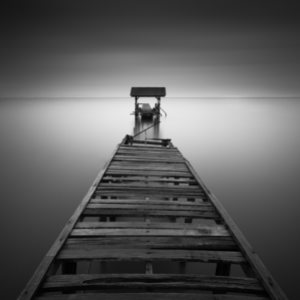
[18, 136, 288, 300]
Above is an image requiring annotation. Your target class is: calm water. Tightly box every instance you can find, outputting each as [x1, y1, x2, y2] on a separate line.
[0, 97, 299, 299]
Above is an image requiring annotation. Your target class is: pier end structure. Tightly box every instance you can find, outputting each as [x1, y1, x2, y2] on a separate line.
[130, 87, 166, 118]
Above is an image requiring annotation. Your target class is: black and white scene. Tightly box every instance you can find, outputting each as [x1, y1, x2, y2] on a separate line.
[1, 1, 299, 300]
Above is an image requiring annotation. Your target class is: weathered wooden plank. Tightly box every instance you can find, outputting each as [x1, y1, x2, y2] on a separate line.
[118, 146, 179, 150]
[116, 152, 181, 157]
[96, 188, 204, 195]
[64, 236, 238, 251]
[116, 154, 182, 158]
[57, 248, 246, 263]
[97, 185, 202, 191]
[119, 145, 178, 151]
[17, 144, 121, 300]
[102, 176, 197, 184]
[96, 185, 202, 191]
[108, 167, 189, 173]
[110, 162, 187, 167]
[130, 140, 169, 146]
[89, 199, 208, 206]
[105, 170, 193, 177]
[119, 146, 178, 150]
[98, 183, 200, 189]
[117, 149, 183, 155]
[35, 293, 271, 300]
[107, 169, 190, 174]
[98, 183, 198, 188]
[117, 151, 183, 160]
[94, 193, 204, 199]
[109, 167, 192, 172]
[185, 159, 289, 300]
[108, 166, 189, 171]
[94, 192, 204, 199]
[110, 162, 187, 168]
[114, 156, 185, 162]
[41, 274, 265, 294]
[71, 226, 230, 237]
[116, 148, 180, 153]
[93, 196, 205, 201]
[86, 203, 213, 212]
[110, 161, 186, 165]
[112, 158, 183, 162]
[97, 184, 202, 190]
[83, 208, 219, 219]
[113, 158, 186, 164]
[74, 222, 224, 231]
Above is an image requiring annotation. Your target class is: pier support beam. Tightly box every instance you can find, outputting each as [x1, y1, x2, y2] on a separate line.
[135, 97, 138, 117]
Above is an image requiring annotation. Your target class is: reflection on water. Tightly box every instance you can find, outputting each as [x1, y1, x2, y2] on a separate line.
[0, 97, 299, 299]
[133, 115, 160, 140]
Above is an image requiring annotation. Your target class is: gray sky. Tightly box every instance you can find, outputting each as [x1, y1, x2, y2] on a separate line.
[1, 0, 300, 97]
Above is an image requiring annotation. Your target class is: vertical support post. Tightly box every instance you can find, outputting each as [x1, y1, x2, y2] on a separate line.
[215, 263, 231, 276]
[99, 216, 109, 273]
[145, 198, 153, 292]
[62, 261, 77, 294]
[157, 97, 161, 119]
[135, 97, 138, 117]
[62, 262, 77, 274]
[213, 262, 231, 294]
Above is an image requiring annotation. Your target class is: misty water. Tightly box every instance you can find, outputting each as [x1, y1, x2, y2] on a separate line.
[1, 97, 300, 299]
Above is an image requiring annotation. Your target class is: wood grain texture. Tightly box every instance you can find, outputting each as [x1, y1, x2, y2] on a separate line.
[86, 203, 212, 212]
[89, 199, 207, 206]
[83, 208, 219, 219]
[41, 274, 265, 294]
[70, 227, 230, 237]
[119, 145, 178, 150]
[63, 236, 238, 251]
[98, 183, 200, 189]
[102, 176, 197, 184]
[75, 221, 223, 230]
[35, 293, 271, 300]
[105, 170, 193, 177]
[57, 248, 245, 263]
[113, 156, 185, 163]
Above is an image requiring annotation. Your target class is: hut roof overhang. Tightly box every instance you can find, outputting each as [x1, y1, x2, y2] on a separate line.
[130, 87, 166, 98]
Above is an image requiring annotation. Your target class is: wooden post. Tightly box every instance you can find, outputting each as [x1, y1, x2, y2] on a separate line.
[213, 262, 231, 295]
[62, 262, 77, 294]
[135, 97, 138, 117]
[145, 199, 153, 292]
[157, 97, 161, 118]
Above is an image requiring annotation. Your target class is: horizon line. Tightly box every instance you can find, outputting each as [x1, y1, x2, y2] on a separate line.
[1, 96, 300, 99]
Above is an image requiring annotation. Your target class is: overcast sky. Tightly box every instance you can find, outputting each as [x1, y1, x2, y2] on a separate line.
[1, 0, 300, 97]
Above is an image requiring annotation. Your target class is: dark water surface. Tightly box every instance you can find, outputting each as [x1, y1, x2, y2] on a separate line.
[0, 97, 299, 299]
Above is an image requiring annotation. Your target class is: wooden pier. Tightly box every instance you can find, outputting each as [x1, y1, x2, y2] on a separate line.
[18, 136, 288, 300]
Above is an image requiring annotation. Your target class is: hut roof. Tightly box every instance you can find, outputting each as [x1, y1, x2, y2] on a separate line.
[130, 87, 166, 97]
